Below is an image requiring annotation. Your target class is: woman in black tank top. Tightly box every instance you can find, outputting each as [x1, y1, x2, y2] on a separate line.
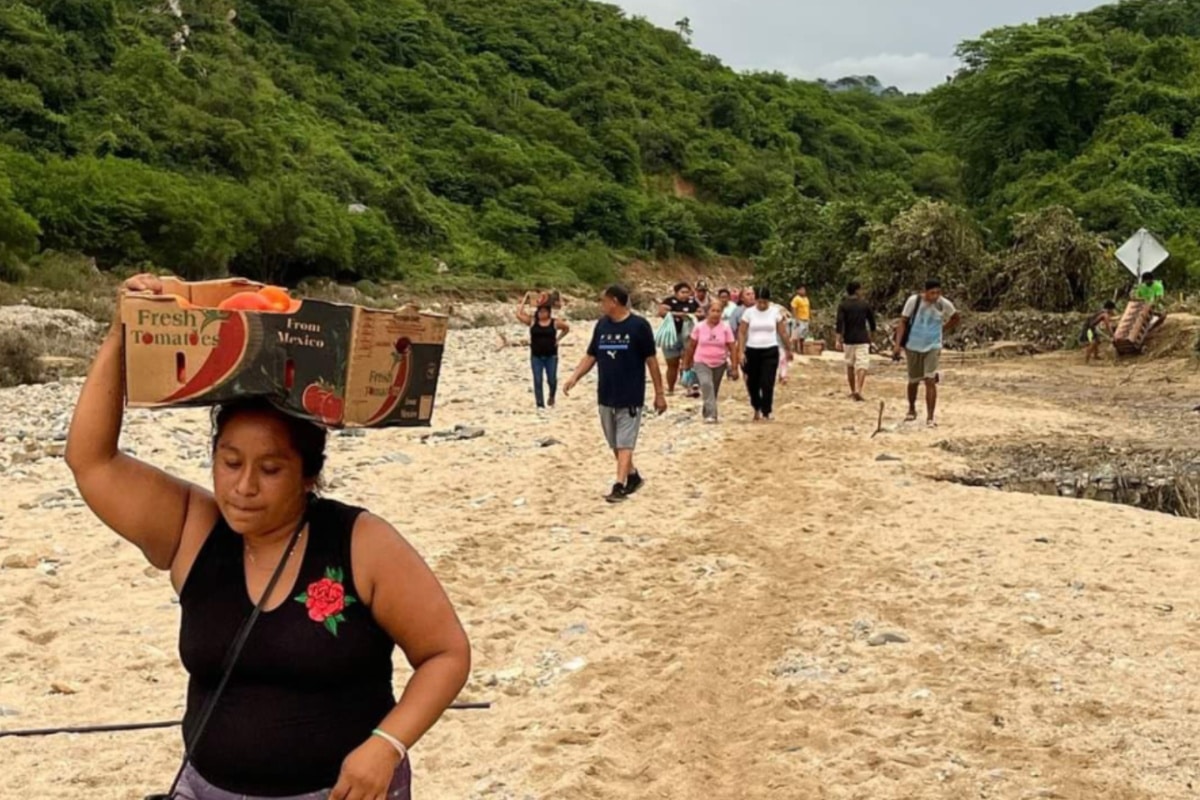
[516, 293, 570, 409]
[65, 274, 470, 800]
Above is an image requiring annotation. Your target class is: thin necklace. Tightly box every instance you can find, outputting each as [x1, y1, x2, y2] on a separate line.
[245, 530, 304, 571]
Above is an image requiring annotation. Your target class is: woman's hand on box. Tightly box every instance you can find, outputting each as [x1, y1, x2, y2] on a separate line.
[122, 273, 165, 295]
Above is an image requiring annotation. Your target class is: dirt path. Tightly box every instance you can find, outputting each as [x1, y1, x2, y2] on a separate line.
[2, 333, 1199, 799]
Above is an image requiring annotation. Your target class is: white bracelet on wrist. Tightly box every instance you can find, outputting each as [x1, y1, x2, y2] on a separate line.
[371, 728, 408, 762]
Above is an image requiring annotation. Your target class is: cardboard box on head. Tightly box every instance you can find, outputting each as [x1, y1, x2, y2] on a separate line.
[526, 290, 562, 310]
[120, 278, 448, 428]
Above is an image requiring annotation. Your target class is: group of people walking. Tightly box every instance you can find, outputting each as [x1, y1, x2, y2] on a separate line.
[658, 282, 804, 423]
[518, 278, 961, 502]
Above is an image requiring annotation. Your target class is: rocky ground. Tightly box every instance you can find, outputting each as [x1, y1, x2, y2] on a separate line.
[1, 308, 1200, 799]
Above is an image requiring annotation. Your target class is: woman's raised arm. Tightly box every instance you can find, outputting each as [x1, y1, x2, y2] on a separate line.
[66, 275, 212, 570]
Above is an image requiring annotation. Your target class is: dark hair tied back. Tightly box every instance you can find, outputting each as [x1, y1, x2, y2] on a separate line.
[212, 397, 328, 483]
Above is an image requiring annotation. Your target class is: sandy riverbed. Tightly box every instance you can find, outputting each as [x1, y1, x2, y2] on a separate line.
[2, 322, 1199, 799]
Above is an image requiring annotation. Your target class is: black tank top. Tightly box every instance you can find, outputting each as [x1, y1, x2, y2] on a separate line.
[179, 498, 396, 795]
[530, 318, 558, 357]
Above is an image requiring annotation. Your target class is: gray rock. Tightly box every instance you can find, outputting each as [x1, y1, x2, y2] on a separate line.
[875, 454, 902, 462]
[535, 437, 562, 448]
[384, 453, 413, 465]
[422, 425, 486, 443]
[0, 705, 19, 717]
[602, 536, 623, 544]
[561, 623, 588, 638]
[484, 667, 524, 687]
[867, 632, 910, 647]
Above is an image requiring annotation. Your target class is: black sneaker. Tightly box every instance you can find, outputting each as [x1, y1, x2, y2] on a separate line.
[624, 471, 644, 496]
[605, 483, 628, 503]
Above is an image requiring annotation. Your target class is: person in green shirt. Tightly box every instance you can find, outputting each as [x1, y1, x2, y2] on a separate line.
[1133, 273, 1165, 306]
[1132, 273, 1167, 335]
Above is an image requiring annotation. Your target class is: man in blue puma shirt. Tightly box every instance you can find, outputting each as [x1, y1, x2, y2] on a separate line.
[564, 284, 667, 503]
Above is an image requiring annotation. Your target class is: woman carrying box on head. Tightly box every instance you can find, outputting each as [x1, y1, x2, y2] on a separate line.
[516, 293, 570, 409]
[66, 274, 470, 800]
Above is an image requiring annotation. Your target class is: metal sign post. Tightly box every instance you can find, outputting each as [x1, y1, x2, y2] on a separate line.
[1115, 228, 1169, 278]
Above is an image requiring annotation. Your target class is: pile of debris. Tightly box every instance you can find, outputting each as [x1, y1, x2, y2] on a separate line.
[939, 439, 1200, 518]
[807, 309, 1087, 355]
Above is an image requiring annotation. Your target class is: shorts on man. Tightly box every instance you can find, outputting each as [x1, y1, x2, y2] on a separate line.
[906, 349, 940, 384]
[844, 344, 870, 370]
[599, 405, 642, 451]
[790, 320, 809, 341]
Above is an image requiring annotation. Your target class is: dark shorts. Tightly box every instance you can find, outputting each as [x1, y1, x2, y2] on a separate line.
[906, 349, 941, 384]
[173, 761, 412, 800]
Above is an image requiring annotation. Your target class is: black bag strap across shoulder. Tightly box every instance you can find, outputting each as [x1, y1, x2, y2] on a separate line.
[153, 502, 310, 800]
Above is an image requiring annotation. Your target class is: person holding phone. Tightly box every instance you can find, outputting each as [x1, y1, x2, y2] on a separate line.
[564, 284, 667, 503]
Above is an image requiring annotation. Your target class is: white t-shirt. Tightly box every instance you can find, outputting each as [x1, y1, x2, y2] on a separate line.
[739, 305, 784, 349]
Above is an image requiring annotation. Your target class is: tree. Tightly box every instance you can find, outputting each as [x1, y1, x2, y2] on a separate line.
[757, 192, 872, 300]
[853, 199, 991, 311]
[0, 174, 39, 281]
[993, 206, 1115, 311]
[674, 17, 693, 43]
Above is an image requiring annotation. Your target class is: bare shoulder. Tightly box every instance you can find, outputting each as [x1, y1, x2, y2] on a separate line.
[354, 510, 403, 542]
[350, 511, 425, 599]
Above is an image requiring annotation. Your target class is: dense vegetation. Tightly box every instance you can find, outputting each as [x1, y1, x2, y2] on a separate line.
[0, 0, 945, 289]
[2, 0, 1200, 310]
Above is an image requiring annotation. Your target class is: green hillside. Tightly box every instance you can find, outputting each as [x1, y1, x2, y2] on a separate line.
[930, 0, 1200, 289]
[0, 0, 943, 288]
[2, 0, 1200, 305]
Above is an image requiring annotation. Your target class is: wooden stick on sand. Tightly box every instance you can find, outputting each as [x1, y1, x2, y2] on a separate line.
[871, 400, 886, 438]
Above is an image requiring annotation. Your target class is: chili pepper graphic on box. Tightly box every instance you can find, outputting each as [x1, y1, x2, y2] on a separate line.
[120, 278, 447, 428]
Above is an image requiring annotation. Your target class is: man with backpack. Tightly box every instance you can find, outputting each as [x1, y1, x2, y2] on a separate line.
[893, 279, 960, 427]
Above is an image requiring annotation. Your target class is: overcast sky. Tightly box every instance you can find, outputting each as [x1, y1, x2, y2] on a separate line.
[611, 0, 1103, 92]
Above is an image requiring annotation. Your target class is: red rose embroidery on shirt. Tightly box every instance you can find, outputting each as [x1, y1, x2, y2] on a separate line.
[295, 567, 357, 636]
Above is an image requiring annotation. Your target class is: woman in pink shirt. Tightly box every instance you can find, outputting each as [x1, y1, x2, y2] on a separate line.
[682, 301, 738, 423]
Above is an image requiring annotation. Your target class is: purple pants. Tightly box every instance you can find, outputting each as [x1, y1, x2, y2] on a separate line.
[174, 761, 412, 800]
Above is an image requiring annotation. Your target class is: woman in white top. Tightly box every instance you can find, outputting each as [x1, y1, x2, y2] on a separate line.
[736, 287, 791, 421]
